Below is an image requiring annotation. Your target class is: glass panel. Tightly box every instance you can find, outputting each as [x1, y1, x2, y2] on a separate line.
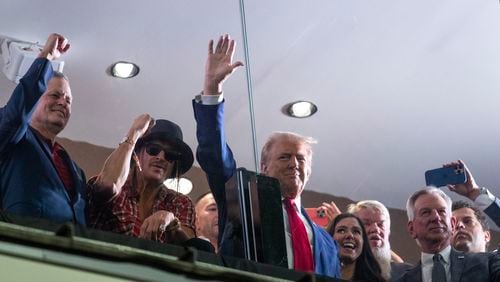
[0, 0, 257, 176]
[240, 0, 500, 209]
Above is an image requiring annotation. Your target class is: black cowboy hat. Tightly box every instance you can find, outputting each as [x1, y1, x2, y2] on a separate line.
[135, 119, 194, 177]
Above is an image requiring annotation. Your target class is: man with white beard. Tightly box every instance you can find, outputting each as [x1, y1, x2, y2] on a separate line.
[347, 200, 412, 281]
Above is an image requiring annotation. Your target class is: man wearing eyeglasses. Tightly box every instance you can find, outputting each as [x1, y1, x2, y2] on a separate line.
[86, 115, 196, 243]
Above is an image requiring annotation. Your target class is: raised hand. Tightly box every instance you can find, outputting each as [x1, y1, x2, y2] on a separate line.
[445, 159, 481, 200]
[128, 114, 154, 143]
[93, 114, 154, 198]
[38, 33, 70, 61]
[203, 34, 244, 96]
[318, 201, 342, 222]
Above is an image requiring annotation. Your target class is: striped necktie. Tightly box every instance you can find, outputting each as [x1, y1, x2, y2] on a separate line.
[432, 254, 446, 282]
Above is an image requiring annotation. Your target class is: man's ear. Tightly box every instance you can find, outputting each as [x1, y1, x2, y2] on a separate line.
[306, 164, 312, 179]
[407, 221, 416, 239]
[260, 162, 267, 174]
[484, 230, 491, 244]
[450, 215, 457, 231]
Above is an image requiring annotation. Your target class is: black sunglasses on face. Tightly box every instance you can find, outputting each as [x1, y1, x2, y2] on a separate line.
[144, 143, 180, 162]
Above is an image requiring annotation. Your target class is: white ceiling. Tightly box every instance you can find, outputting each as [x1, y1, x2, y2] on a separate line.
[1, 0, 500, 211]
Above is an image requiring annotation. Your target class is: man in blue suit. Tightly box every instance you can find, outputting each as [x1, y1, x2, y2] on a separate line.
[0, 33, 86, 225]
[192, 35, 340, 278]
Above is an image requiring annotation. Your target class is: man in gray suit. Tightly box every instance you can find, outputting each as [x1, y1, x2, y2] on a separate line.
[397, 187, 500, 282]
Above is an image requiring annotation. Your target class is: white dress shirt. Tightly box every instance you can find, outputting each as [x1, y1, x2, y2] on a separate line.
[474, 187, 497, 211]
[421, 245, 451, 282]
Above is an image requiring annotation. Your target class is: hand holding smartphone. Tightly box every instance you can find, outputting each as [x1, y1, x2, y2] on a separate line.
[425, 165, 467, 187]
[305, 208, 329, 227]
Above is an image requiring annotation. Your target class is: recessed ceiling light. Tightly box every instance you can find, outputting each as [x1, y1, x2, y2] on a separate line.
[110, 61, 139, 78]
[164, 178, 193, 195]
[283, 101, 318, 118]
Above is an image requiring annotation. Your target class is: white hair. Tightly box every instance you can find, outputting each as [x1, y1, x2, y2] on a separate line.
[347, 200, 391, 231]
[260, 131, 317, 166]
[406, 187, 452, 221]
[348, 200, 392, 280]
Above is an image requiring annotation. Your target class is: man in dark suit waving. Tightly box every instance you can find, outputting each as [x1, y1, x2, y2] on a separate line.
[397, 187, 500, 282]
[192, 34, 340, 278]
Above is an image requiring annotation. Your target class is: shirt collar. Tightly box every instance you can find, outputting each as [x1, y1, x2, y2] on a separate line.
[421, 245, 451, 266]
[282, 195, 302, 211]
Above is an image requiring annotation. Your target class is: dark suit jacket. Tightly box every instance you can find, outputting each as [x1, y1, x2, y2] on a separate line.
[0, 58, 86, 225]
[397, 248, 500, 282]
[192, 100, 340, 278]
[390, 261, 413, 282]
[484, 199, 500, 228]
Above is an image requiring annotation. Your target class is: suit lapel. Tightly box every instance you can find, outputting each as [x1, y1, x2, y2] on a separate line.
[66, 154, 83, 201]
[301, 206, 314, 230]
[403, 261, 422, 282]
[450, 248, 466, 282]
[300, 207, 317, 258]
[31, 129, 72, 203]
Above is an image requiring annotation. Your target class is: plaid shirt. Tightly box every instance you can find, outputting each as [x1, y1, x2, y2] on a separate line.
[86, 176, 195, 243]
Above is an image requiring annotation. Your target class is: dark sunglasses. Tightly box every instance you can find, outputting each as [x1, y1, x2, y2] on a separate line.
[144, 143, 180, 162]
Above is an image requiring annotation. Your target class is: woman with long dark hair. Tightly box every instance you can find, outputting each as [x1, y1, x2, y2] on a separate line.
[327, 213, 386, 281]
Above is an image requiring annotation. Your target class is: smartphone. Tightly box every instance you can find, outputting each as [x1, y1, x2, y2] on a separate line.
[425, 165, 467, 187]
[305, 208, 329, 228]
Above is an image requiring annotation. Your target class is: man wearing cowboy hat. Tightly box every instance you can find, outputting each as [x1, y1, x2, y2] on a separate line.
[86, 114, 196, 243]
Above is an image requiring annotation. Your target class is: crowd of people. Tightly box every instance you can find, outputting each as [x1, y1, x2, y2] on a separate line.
[1, 33, 500, 281]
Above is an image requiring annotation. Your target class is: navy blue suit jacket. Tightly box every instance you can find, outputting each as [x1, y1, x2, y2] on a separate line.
[193, 99, 340, 278]
[0, 58, 86, 225]
[396, 248, 500, 282]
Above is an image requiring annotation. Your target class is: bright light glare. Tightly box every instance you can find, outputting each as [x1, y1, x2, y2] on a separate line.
[290, 101, 313, 117]
[111, 62, 139, 78]
[164, 178, 193, 195]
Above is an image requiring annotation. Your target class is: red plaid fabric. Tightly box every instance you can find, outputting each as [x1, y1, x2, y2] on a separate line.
[86, 176, 195, 243]
[284, 198, 314, 272]
[52, 142, 74, 198]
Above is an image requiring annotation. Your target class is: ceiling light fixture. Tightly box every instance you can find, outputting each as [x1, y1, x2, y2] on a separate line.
[1, 36, 64, 83]
[164, 178, 193, 195]
[110, 61, 139, 78]
[283, 101, 318, 118]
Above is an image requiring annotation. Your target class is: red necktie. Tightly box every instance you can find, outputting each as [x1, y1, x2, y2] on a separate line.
[52, 143, 74, 199]
[283, 198, 314, 272]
